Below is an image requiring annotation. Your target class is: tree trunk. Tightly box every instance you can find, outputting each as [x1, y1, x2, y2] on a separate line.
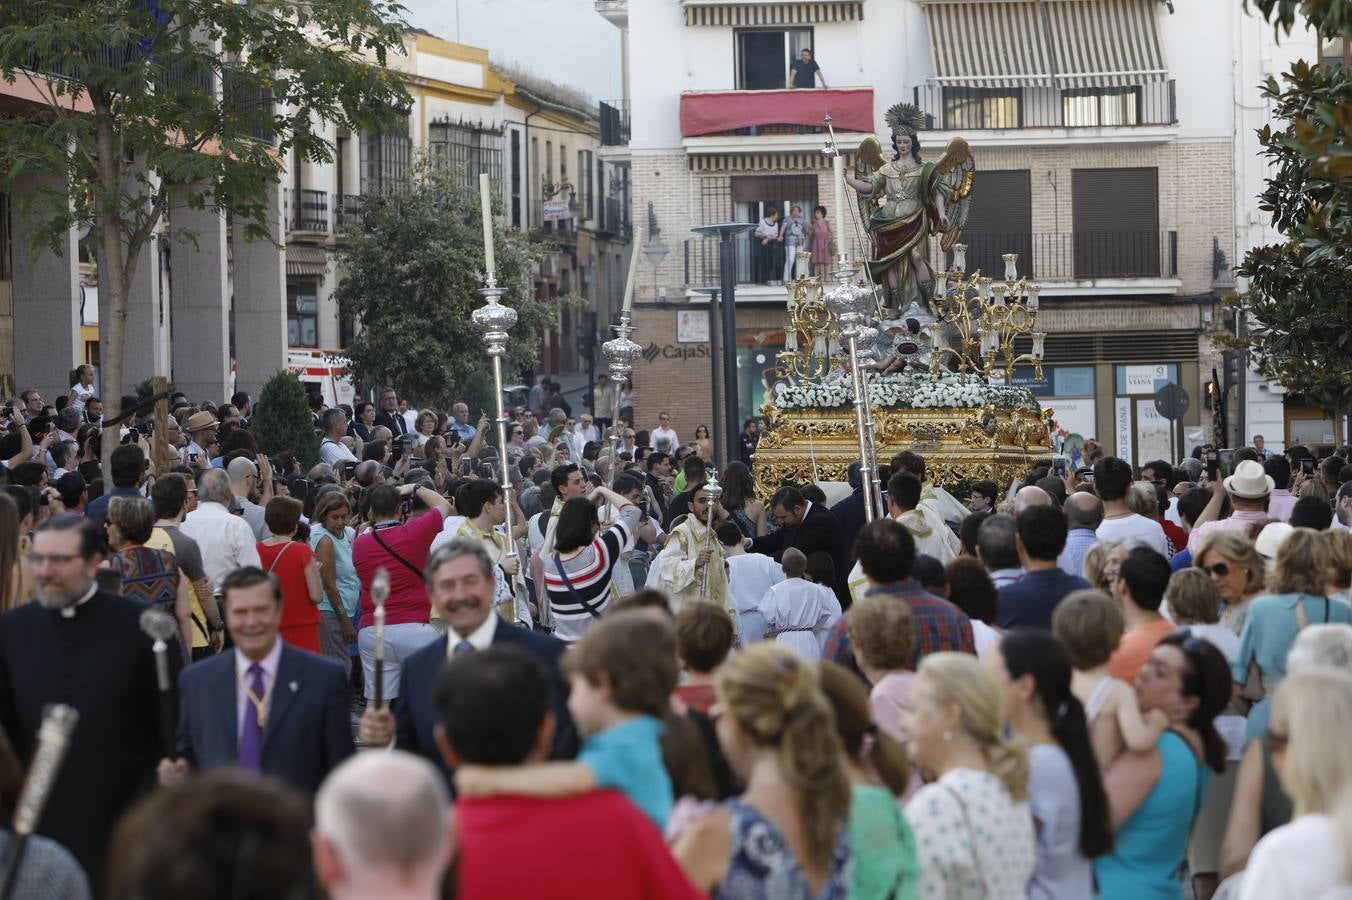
[93, 113, 137, 486]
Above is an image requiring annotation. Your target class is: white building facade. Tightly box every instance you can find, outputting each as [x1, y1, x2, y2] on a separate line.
[597, 0, 1334, 463]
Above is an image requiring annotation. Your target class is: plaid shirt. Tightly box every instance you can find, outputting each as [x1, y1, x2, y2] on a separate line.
[824, 579, 975, 678]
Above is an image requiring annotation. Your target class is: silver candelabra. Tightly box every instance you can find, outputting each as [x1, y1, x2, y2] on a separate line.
[472, 274, 520, 625]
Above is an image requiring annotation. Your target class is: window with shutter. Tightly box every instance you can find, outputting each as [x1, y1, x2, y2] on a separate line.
[1072, 168, 1159, 278]
[949, 171, 1032, 280]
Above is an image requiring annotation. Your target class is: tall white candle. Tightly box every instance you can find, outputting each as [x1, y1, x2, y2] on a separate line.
[833, 154, 846, 256]
[620, 230, 641, 311]
[478, 172, 495, 280]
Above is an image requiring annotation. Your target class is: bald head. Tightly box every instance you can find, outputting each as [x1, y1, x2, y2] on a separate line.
[226, 456, 257, 488]
[313, 751, 452, 898]
[1065, 491, 1104, 530]
[354, 459, 381, 487]
[1013, 485, 1052, 515]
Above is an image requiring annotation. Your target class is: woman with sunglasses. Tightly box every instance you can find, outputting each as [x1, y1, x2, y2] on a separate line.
[1094, 634, 1230, 900]
[1193, 531, 1265, 636]
[1230, 527, 1352, 745]
[1237, 668, 1352, 900]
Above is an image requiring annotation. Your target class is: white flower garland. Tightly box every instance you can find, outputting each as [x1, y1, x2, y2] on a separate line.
[774, 371, 1039, 413]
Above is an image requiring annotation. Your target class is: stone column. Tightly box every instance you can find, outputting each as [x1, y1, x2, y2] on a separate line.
[9, 174, 81, 404]
[169, 192, 232, 402]
[231, 183, 287, 398]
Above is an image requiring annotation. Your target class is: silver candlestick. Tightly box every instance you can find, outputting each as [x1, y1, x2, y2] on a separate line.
[601, 309, 643, 495]
[699, 471, 723, 597]
[472, 275, 520, 625]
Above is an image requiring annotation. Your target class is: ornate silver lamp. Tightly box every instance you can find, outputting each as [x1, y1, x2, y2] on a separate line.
[699, 471, 723, 597]
[472, 273, 519, 625]
[601, 310, 643, 492]
[823, 261, 882, 522]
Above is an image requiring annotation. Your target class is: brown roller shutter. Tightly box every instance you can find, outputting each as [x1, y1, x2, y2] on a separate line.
[953, 170, 1032, 280]
[1072, 167, 1159, 277]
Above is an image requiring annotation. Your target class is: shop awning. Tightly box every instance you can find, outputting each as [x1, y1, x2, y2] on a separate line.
[285, 243, 328, 278]
[921, 0, 1167, 88]
[1043, 0, 1168, 87]
[681, 1, 864, 26]
[923, 1, 1054, 88]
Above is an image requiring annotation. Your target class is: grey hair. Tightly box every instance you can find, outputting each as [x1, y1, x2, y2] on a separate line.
[197, 467, 231, 504]
[424, 537, 494, 584]
[314, 750, 451, 880]
[1287, 624, 1352, 676]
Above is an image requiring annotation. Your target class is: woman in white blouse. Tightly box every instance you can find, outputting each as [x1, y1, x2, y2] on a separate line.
[903, 652, 1036, 899]
[1239, 667, 1352, 900]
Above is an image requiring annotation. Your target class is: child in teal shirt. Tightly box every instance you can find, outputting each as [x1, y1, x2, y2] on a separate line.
[455, 611, 677, 829]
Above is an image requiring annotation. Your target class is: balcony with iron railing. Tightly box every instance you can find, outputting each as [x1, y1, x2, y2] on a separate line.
[912, 81, 1177, 135]
[679, 87, 874, 141]
[682, 229, 1178, 293]
[285, 188, 330, 234]
[600, 100, 630, 146]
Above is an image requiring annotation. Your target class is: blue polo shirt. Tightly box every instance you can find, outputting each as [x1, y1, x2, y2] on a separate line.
[997, 567, 1091, 630]
[577, 714, 671, 830]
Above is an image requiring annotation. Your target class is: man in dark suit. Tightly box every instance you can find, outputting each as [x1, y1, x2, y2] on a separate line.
[751, 485, 848, 604]
[359, 538, 577, 785]
[0, 515, 173, 888]
[373, 387, 409, 435]
[831, 461, 868, 567]
[160, 567, 353, 796]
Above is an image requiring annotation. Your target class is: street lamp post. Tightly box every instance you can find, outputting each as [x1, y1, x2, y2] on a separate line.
[692, 222, 756, 466]
[692, 287, 723, 468]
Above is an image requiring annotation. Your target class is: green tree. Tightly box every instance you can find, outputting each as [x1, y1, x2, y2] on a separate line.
[250, 371, 320, 469]
[1229, 3, 1352, 416]
[334, 156, 556, 409]
[0, 0, 409, 478]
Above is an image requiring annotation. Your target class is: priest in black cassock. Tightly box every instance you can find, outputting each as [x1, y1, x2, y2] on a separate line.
[0, 515, 176, 889]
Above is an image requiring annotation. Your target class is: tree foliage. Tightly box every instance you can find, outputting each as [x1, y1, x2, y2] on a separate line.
[250, 371, 320, 469]
[1229, 3, 1352, 414]
[0, 0, 409, 475]
[334, 156, 557, 409]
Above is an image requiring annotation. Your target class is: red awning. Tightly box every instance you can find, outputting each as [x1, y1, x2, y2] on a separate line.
[679, 88, 873, 138]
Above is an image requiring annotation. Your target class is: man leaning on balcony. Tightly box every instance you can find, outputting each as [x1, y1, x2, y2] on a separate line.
[789, 49, 827, 89]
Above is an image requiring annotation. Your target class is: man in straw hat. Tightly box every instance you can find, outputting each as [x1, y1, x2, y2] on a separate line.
[180, 409, 218, 467]
[1187, 458, 1275, 553]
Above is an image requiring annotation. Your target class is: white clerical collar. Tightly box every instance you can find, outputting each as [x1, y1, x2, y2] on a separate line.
[59, 583, 98, 619]
[447, 611, 498, 656]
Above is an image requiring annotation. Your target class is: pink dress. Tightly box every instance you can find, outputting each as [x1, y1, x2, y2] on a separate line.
[810, 217, 833, 266]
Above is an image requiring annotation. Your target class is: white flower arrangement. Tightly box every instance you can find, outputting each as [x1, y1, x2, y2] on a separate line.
[775, 371, 1038, 413]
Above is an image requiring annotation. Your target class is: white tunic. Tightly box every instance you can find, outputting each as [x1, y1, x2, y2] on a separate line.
[756, 577, 840, 660]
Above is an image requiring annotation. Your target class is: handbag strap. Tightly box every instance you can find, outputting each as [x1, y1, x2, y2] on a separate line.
[265, 541, 293, 574]
[937, 781, 990, 894]
[370, 529, 425, 581]
[552, 554, 606, 620]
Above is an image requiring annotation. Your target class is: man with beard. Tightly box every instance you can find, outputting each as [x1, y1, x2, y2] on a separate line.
[651, 482, 730, 616]
[0, 515, 174, 889]
[357, 540, 575, 786]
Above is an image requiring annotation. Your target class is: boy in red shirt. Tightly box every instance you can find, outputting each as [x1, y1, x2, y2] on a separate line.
[436, 645, 702, 900]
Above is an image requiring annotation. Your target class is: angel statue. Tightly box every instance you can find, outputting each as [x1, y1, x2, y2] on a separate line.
[844, 102, 975, 315]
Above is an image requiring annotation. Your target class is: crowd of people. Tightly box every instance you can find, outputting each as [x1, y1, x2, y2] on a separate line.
[3, 375, 1352, 899]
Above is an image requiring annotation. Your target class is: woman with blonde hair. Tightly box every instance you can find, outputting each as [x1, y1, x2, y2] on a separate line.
[1238, 669, 1352, 898]
[1221, 624, 1352, 881]
[1324, 529, 1352, 606]
[674, 643, 852, 899]
[902, 652, 1035, 899]
[1194, 531, 1266, 635]
[1231, 527, 1352, 742]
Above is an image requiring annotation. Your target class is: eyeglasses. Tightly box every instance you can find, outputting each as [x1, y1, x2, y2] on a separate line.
[1201, 562, 1230, 578]
[25, 553, 81, 566]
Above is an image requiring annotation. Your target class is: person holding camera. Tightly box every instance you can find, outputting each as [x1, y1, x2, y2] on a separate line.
[352, 482, 451, 702]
